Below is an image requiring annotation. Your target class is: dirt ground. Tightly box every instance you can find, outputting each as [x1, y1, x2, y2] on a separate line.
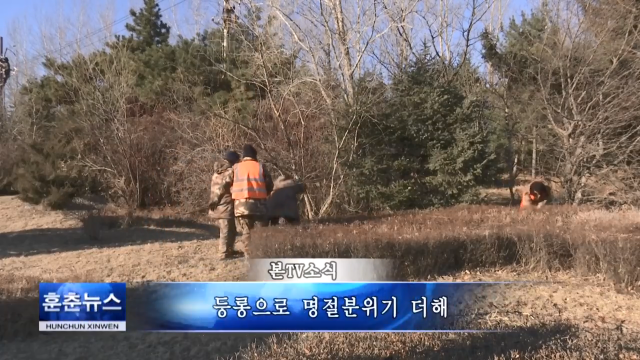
[1, 195, 639, 360]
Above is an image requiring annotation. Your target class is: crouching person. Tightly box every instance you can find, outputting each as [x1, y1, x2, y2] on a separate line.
[209, 151, 244, 259]
[267, 175, 305, 226]
[520, 180, 552, 210]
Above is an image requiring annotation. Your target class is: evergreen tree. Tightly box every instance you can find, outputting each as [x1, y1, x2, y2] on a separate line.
[114, 0, 170, 52]
[481, 11, 549, 89]
[107, 0, 176, 103]
[349, 56, 494, 211]
[480, 10, 558, 179]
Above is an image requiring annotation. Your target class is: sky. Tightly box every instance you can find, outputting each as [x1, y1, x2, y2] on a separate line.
[0, 0, 217, 56]
[0, 0, 534, 81]
[1, 0, 133, 41]
[0, 0, 209, 36]
[0, 0, 222, 90]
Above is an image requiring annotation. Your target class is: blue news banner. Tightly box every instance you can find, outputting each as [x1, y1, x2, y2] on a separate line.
[39, 283, 127, 332]
[136, 282, 491, 332]
[39, 282, 502, 332]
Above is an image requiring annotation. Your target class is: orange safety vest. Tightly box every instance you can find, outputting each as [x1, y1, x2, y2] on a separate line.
[231, 160, 268, 200]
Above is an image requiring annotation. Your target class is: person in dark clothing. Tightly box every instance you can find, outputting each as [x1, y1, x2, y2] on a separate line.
[267, 175, 306, 226]
[520, 180, 552, 210]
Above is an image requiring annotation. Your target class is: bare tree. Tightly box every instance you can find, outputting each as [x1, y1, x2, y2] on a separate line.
[484, 0, 510, 83]
[98, 1, 117, 40]
[418, 0, 491, 70]
[190, 0, 205, 36]
[71, 0, 89, 55]
[204, 0, 390, 216]
[4, 17, 40, 112]
[531, 0, 640, 204]
[170, 0, 183, 39]
[266, 0, 394, 104]
[372, 0, 421, 73]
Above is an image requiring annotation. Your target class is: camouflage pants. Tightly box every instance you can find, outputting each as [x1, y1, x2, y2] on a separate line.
[235, 215, 268, 255]
[216, 218, 237, 255]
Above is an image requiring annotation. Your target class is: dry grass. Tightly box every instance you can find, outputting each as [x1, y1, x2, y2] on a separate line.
[238, 330, 639, 360]
[251, 205, 640, 291]
[1, 195, 640, 359]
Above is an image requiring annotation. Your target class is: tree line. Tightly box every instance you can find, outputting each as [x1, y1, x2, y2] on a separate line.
[1, 0, 639, 216]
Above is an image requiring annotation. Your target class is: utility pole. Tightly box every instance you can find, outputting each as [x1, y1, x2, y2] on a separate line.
[211, 1, 238, 76]
[0, 36, 7, 122]
[221, 0, 237, 74]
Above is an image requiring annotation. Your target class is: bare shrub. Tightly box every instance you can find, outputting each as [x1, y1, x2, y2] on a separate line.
[166, 112, 239, 212]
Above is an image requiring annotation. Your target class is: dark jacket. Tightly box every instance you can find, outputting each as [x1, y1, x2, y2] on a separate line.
[529, 181, 551, 202]
[267, 177, 306, 220]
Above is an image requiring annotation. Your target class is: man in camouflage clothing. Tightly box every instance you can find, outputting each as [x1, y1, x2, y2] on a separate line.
[209, 151, 243, 259]
[267, 175, 306, 226]
[231, 144, 274, 256]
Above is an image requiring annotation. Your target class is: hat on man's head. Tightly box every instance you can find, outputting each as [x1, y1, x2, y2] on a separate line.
[224, 151, 240, 164]
[242, 144, 258, 159]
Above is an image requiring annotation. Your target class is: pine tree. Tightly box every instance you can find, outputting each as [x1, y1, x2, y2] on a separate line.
[113, 0, 171, 53]
[104, 0, 175, 102]
[349, 56, 494, 211]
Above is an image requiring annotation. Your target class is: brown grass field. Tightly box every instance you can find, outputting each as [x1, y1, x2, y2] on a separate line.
[1, 191, 640, 360]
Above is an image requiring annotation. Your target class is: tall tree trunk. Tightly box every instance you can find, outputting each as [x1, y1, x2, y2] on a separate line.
[531, 127, 537, 179]
[222, 0, 233, 74]
[505, 109, 518, 204]
[508, 154, 519, 203]
[328, 0, 355, 104]
[520, 137, 526, 177]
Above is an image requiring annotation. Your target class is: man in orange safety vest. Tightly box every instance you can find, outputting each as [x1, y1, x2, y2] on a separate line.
[231, 144, 274, 256]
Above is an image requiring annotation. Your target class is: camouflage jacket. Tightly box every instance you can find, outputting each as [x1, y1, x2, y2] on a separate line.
[233, 157, 274, 217]
[267, 177, 305, 220]
[208, 161, 234, 219]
